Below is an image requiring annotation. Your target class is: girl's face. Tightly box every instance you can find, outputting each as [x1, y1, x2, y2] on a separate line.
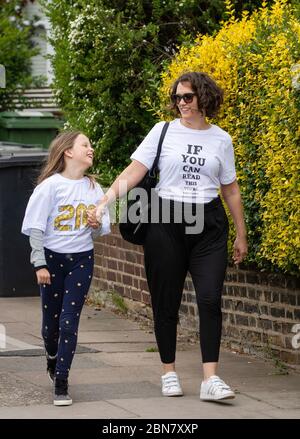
[175, 81, 199, 120]
[66, 134, 94, 169]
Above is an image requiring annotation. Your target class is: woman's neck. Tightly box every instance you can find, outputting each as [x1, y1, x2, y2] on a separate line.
[180, 117, 211, 130]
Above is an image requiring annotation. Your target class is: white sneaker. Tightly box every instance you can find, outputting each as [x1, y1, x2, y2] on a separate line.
[161, 371, 183, 397]
[200, 375, 235, 401]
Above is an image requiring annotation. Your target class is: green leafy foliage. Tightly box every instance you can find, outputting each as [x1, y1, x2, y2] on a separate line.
[158, 0, 300, 275]
[0, 0, 41, 110]
[43, 0, 269, 185]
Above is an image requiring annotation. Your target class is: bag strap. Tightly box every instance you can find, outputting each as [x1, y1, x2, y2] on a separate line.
[149, 122, 169, 177]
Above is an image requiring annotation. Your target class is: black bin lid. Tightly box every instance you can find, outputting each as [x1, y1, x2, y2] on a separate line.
[0, 141, 48, 167]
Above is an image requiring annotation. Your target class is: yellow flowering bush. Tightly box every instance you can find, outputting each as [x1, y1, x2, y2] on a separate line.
[157, 0, 300, 275]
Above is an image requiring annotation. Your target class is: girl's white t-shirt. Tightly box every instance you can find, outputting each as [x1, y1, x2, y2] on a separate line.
[22, 173, 110, 253]
[130, 119, 237, 203]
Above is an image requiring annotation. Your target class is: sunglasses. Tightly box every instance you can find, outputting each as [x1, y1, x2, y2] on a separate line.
[171, 93, 196, 104]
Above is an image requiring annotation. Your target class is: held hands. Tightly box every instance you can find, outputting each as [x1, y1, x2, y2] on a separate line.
[233, 236, 248, 265]
[87, 207, 102, 229]
[87, 202, 106, 228]
[95, 202, 107, 223]
[36, 268, 51, 285]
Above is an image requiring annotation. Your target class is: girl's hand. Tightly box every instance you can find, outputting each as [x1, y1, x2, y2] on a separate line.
[233, 236, 248, 265]
[95, 202, 106, 223]
[36, 268, 51, 285]
[87, 208, 101, 229]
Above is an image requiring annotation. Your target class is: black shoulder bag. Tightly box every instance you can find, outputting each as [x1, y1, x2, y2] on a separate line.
[119, 122, 169, 245]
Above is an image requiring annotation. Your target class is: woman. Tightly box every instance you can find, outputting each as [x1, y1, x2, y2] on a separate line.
[88, 72, 248, 401]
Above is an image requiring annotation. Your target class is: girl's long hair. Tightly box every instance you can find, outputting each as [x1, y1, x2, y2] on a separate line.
[37, 130, 95, 187]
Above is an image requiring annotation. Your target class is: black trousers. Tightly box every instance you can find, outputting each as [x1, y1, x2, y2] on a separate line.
[143, 195, 229, 364]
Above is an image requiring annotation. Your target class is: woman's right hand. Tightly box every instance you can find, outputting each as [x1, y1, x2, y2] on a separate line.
[36, 268, 51, 285]
[89, 160, 148, 224]
[95, 202, 106, 223]
[86, 205, 105, 225]
[86, 206, 101, 229]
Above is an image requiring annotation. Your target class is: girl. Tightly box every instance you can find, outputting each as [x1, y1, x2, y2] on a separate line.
[88, 72, 248, 401]
[22, 131, 110, 406]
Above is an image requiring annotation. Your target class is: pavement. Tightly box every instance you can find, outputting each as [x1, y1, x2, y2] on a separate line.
[0, 296, 299, 419]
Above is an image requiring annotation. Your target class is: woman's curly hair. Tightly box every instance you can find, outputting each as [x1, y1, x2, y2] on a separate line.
[170, 72, 224, 118]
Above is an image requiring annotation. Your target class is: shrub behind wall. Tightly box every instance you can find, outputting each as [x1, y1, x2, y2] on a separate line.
[43, 0, 275, 184]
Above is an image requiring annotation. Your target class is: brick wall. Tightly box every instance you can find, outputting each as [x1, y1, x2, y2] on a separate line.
[91, 225, 300, 366]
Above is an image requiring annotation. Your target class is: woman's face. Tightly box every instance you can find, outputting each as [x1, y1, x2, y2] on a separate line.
[175, 81, 199, 120]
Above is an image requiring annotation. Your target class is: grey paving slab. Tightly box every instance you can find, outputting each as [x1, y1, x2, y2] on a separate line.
[70, 381, 161, 402]
[13, 365, 160, 387]
[0, 371, 49, 407]
[97, 352, 161, 367]
[0, 296, 299, 419]
[239, 390, 300, 410]
[0, 401, 136, 419]
[106, 395, 278, 419]
[77, 330, 156, 344]
[78, 342, 159, 353]
[79, 316, 143, 331]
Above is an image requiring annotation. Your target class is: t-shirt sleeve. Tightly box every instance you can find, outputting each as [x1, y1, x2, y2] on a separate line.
[219, 137, 237, 185]
[130, 121, 165, 170]
[95, 183, 111, 236]
[21, 180, 54, 236]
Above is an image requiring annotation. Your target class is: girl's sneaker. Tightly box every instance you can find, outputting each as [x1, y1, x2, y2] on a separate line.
[161, 371, 183, 397]
[46, 353, 57, 384]
[53, 378, 73, 406]
[200, 375, 235, 401]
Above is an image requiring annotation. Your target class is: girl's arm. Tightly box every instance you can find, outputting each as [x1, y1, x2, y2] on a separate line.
[29, 228, 47, 268]
[220, 180, 248, 264]
[29, 229, 51, 284]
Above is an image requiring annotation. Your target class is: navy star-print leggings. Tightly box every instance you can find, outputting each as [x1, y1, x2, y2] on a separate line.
[40, 248, 94, 379]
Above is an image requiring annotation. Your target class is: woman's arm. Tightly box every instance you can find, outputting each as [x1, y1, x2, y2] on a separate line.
[87, 160, 148, 225]
[220, 180, 248, 264]
[100, 160, 148, 206]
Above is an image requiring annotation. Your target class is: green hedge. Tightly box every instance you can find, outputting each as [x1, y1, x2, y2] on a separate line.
[0, 0, 41, 110]
[157, 0, 300, 275]
[44, 0, 269, 185]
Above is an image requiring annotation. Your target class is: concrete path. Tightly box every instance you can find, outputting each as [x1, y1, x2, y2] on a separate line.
[0, 297, 299, 419]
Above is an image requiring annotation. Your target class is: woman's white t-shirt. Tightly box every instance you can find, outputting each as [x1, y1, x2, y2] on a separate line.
[22, 173, 110, 253]
[130, 119, 236, 203]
